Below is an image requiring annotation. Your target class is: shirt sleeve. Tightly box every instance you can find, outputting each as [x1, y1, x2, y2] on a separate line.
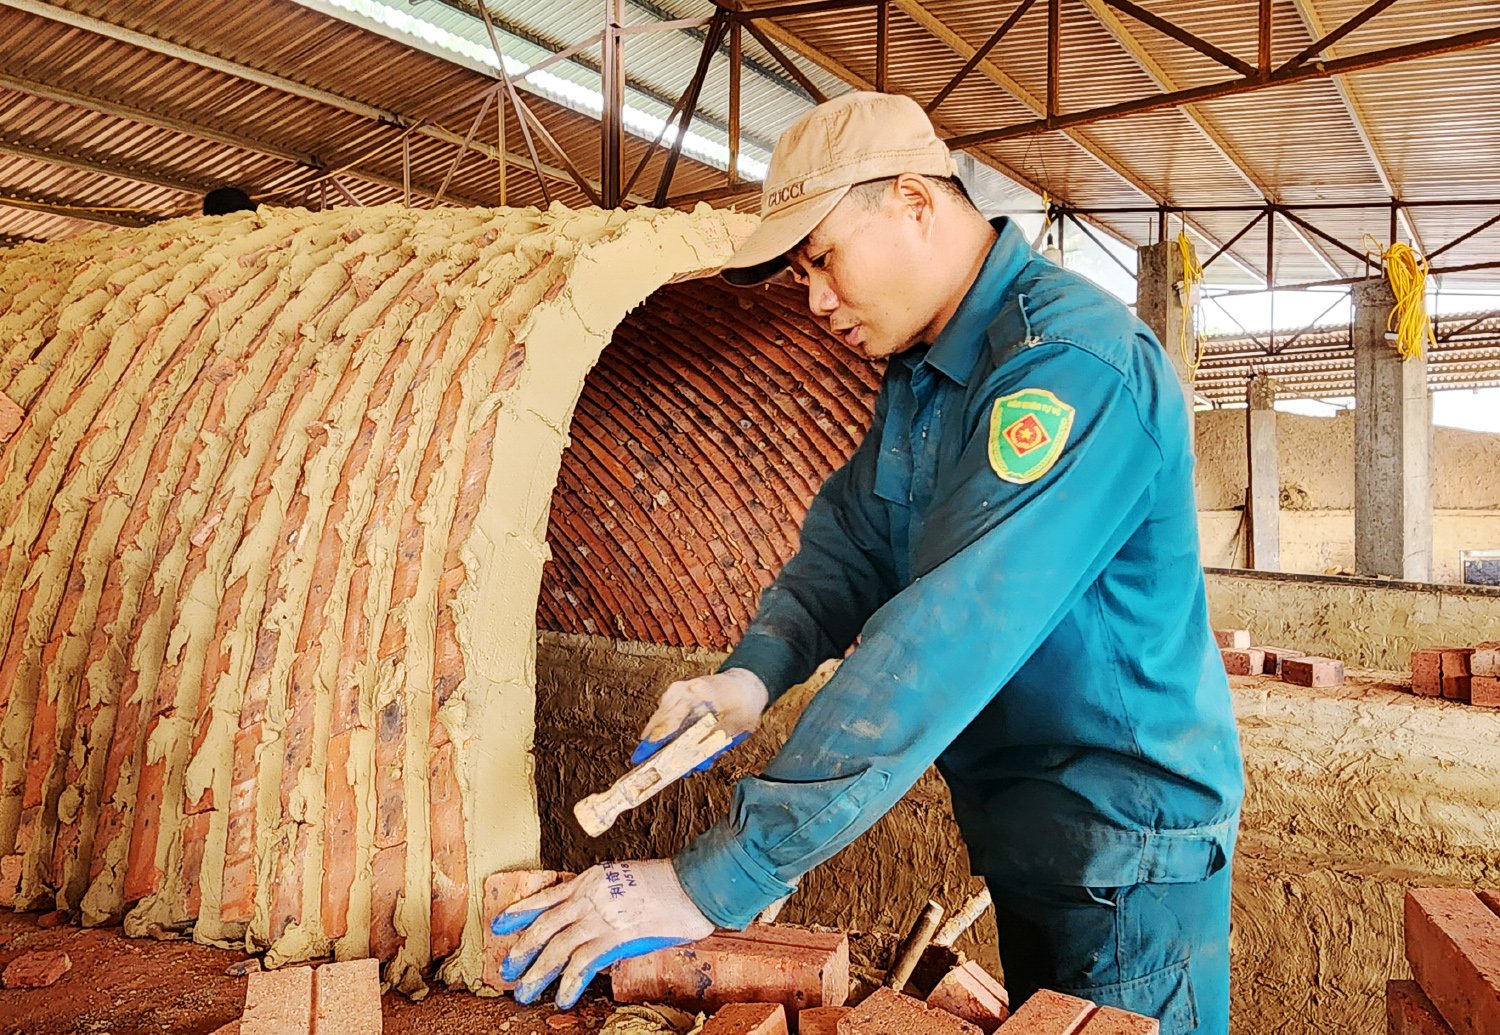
[675, 342, 1167, 927]
[718, 381, 902, 702]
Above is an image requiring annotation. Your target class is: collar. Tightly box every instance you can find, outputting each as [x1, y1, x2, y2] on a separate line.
[919, 216, 1032, 387]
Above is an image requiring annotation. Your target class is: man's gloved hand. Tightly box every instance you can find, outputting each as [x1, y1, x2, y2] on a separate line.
[632, 668, 769, 771]
[492, 860, 714, 1009]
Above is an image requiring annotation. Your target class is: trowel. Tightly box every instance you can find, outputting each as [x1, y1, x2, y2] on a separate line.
[573, 710, 736, 837]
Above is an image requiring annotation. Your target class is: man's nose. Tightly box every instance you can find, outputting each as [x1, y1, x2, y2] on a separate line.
[806, 280, 838, 318]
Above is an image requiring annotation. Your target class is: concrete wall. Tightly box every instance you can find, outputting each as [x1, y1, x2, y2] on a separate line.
[1205, 568, 1500, 670]
[534, 630, 1500, 1035]
[1194, 409, 1500, 582]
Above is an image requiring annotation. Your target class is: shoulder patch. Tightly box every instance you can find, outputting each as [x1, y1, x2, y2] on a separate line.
[988, 387, 1075, 484]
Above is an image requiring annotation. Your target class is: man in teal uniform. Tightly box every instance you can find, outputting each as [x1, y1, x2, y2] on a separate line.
[492, 92, 1243, 1035]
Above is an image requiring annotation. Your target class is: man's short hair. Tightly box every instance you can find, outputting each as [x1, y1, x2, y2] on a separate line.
[203, 186, 256, 216]
[846, 174, 977, 211]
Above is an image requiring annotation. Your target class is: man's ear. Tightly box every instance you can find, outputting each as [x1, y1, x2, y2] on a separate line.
[892, 173, 936, 227]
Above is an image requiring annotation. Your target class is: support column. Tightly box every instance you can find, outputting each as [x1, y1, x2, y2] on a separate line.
[1136, 241, 1196, 442]
[1246, 373, 1280, 571]
[1353, 276, 1433, 581]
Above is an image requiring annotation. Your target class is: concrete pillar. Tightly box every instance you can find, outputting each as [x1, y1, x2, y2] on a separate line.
[1246, 374, 1281, 571]
[1353, 276, 1433, 581]
[1136, 240, 1196, 441]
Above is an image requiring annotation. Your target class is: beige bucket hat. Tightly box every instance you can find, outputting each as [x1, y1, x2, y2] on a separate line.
[721, 91, 957, 287]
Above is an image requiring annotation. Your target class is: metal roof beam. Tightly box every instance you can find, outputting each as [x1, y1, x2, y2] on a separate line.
[1, 0, 599, 199]
[0, 192, 153, 228]
[0, 136, 205, 196]
[1078, 0, 1347, 279]
[1285, 0, 1429, 261]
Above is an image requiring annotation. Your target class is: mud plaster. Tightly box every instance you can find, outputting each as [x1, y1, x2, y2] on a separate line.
[533, 631, 1500, 1035]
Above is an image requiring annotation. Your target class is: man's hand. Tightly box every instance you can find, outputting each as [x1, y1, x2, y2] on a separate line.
[633, 668, 769, 770]
[492, 860, 714, 1009]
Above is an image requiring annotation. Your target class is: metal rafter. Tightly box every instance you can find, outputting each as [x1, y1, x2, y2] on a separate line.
[0, 135, 206, 196]
[1078, 0, 1347, 278]
[0, 191, 153, 227]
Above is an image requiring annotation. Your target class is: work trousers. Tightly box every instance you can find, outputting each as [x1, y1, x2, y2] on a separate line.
[986, 862, 1232, 1035]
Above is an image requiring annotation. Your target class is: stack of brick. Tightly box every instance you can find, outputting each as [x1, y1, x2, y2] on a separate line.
[238, 958, 383, 1034]
[836, 986, 1157, 1035]
[0, 204, 752, 994]
[1390, 887, 1500, 1033]
[1410, 644, 1500, 708]
[1215, 630, 1345, 687]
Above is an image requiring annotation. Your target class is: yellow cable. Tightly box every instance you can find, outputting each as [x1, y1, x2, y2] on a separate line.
[1176, 229, 1204, 380]
[1380, 239, 1435, 360]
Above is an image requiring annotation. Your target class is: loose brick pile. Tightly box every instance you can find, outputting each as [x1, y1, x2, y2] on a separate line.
[0, 203, 749, 993]
[1390, 887, 1500, 1034]
[1409, 644, 1500, 707]
[1215, 629, 1345, 687]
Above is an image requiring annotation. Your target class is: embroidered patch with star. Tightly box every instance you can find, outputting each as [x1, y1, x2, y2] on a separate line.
[987, 387, 1075, 483]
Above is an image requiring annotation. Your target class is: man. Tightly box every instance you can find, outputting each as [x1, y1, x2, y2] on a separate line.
[492, 92, 1243, 1035]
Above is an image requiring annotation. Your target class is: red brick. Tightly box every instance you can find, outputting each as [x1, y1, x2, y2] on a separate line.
[1281, 656, 1345, 688]
[1404, 888, 1500, 1035]
[369, 844, 406, 962]
[1221, 648, 1265, 677]
[1, 950, 71, 989]
[1259, 647, 1305, 676]
[321, 730, 357, 941]
[926, 962, 1011, 1033]
[0, 855, 20, 908]
[482, 869, 565, 993]
[313, 958, 382, 1034]
[801, 1006, 853, 1035]
[243, 967, 313, 1034]
[1473, 649, 1500, 679]
[704, 1003, 789, 1035]
[1388, 980, 1456, 1035]
[428, 735, 468, 960]
[0, 393, 22, 441]
[995, 990, 1096, 1034]
[837, 987, 979, 1035]
[1443, 650, 1475, 701]
[1213, 629, 1251, 649]
[1078, 1007, 1158, 1034]
[1413, 651, 1445, 697]
[613, 924, 850, 1018]
[1472, 678, 1500, 710]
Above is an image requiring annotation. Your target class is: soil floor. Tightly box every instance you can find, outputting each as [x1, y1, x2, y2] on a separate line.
[0, 910, 614, 1035]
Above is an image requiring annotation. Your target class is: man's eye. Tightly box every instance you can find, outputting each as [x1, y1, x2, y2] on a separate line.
[812, 252, 829, 268]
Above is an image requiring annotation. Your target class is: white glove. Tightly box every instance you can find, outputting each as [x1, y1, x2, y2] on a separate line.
[493, 860, 715, 1008]
[632, 668, 770, 769]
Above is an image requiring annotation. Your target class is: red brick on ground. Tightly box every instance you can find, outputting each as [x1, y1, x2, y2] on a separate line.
[1472, 677, 1500, 710]
[313, 958, 382, 1034]
[1441, 649, 1475, 702]
[1388, 980, 1457, 1035]
[1404, 888, 1500, 1035]
[1412, 650, 1444, 697]
[995, 990, 1096, 1034]
[1281, 656, 1345, 688]
[1213, 630, 1251, 650]
[613, 925, 849, 1018]
[1221, 648, 1265, 677]
[1, 949, 71, 989]
[837, 987, 980, 1035]
[926, 961, 1011, 1032]
[703, 1003, 789, 1035]
[1259, 647, 1305, 677]
[482, 869, 565, 993]
[1078, 1006, 1158, 1034]
[1473, 647, 1500, 679]
[801, 1006, 852, 1035]
[242, 965, 314, 1035]
[0, 394, 21, 441]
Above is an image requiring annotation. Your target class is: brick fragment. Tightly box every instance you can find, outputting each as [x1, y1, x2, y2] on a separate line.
[1412, 650, 1445, 697]
[1281, 656, 1345, 688]
[1442, 649, 1475, 702]
[995, 990, 1095, 1034]
[1472, 677, 1500, 710]
[313, 958, 382, 1034]
[1473, 648, 1500, 679]
[0, 854, 19, 907]
[837, 987, 980, 1035]
[1221, 648, 1265, 677]
[1213, 629, 1251, 650]
[1387, 980, 1456, 1034]
[613, 924, 850, 1018]
[703, 1003, 789, 1035]
[482, 869, 565, 992]
[926, 961, 1011, 1032]
[1404, 888, 1500, 1035]
[1, 949, 71, 988]
[0, 393, 22, 441]
[801, 1006, 853, 1035]
[209, 1022, 242, 1035]
[242, 965, 314, 1035]
[1259, 646, 1306, 677]
[1078, 1006, 1159, 1034]
[35, 910, 66, 928]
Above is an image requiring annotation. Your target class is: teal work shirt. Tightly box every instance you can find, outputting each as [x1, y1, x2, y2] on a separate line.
[674, 217, 1245, 928]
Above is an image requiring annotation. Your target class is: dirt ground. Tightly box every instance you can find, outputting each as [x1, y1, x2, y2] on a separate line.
[0, 910, 615, 1035]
